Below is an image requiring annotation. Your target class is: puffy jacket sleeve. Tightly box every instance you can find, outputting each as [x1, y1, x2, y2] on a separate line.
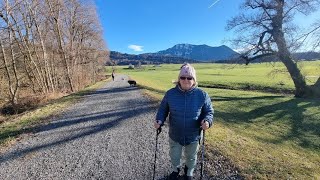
[202, 92, 214, 127]
[156, 92, 169, 123]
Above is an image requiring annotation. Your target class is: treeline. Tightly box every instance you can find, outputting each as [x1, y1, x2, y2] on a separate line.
[108, 51, 199, 65]
[0, 0, 108, 112]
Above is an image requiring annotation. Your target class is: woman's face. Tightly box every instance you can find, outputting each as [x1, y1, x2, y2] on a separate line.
[179, 76, 194, 90]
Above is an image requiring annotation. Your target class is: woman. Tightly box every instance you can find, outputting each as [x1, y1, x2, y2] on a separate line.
[154, 63, 214, 180]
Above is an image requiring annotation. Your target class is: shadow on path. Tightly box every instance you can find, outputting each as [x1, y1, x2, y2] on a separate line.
[0, 86, 158, 164]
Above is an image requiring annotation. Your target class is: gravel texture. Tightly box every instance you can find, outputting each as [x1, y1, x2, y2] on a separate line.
[0, 74, 242, 180]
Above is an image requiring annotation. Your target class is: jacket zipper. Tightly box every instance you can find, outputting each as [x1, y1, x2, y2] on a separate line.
[184, 92, 186, 145]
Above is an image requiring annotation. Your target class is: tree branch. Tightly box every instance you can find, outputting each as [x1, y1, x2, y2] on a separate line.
[240, 52, 276, 65]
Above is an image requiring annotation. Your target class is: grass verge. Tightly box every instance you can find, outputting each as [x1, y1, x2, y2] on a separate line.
[0, 79, 110, 150]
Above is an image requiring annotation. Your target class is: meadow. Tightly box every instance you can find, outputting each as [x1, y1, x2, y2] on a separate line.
[112, 61, 320, 179]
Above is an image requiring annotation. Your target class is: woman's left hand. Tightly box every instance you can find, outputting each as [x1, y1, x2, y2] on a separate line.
[201, 120, 209, 130]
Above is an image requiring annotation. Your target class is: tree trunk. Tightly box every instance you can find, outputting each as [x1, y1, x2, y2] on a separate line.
[274, 32, 309, 97]
[55, 20, 74, 92]
[0, 39, 18, 107]
[315, 77, 320, 87]
[273, 1, 309, 97]
[7, 3, 47, 94]
[309, 77, 320, 98]
[29, 4, 55, 93]
[274, 39, 320, 98]
[278, 52, 308, 97]
[45, 0, 74, 92]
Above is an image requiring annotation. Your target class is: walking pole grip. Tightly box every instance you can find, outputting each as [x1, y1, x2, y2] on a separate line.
[157, 126, 162, 135]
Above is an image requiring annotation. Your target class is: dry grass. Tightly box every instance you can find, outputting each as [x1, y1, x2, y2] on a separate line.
[0, 78, 110, 149]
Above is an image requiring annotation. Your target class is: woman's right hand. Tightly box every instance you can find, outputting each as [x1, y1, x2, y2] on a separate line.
[154, 120, 162, 129]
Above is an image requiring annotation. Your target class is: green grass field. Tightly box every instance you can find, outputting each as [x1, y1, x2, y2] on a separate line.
[111, 61, 320, 179]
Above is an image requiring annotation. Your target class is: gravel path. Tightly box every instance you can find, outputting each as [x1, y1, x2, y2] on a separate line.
[0, 74, 242, 180]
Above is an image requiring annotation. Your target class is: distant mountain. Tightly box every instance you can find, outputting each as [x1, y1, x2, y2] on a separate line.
[108, 51, 199, 65]
[108, 44, 320, 65]
[108, 44, 239, 65]
[153, 44, 239, 61]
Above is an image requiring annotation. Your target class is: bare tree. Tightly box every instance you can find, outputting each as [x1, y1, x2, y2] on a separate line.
[0, 0, 22, 109]
[62, 0, 105, 90]
[227, 0, 320, 97]
[45, 0, 75, 92]
[0, 0, 107, 113]
[23, 0, 55, 93]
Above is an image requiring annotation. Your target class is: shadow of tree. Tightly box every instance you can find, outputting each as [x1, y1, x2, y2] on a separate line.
[0, 87, 139, 143]
[0, 86, 158, 163]
[213, 95, 320, 151]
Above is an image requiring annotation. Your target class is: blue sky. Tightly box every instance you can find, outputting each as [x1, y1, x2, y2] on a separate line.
[94, 0, 320, 54]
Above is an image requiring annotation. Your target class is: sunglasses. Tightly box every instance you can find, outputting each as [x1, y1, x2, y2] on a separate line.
[180, 76, 193, 80]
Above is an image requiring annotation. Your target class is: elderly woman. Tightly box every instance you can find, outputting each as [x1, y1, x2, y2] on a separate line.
[154, 63, 214, 180]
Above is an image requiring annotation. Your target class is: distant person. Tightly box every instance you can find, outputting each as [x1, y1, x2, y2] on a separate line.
[154, 63, 214, 180]
[111, 70, 115, 81]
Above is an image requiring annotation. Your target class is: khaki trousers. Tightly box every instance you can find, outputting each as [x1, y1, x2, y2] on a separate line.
[169, 138, 200, 176]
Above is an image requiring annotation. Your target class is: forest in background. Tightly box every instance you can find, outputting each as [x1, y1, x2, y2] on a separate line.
[0, 0, 109, 114]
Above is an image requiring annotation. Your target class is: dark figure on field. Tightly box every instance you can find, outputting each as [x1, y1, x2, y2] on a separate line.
[128, 79, 136, 86]
[154, 63, 214, 180]
[111, 70, 115, 81]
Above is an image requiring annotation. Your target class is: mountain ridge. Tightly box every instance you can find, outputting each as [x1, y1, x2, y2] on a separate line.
[146, 43, 239, 61]
[108, 44, 320, 65]
[109, 44, 239, 65]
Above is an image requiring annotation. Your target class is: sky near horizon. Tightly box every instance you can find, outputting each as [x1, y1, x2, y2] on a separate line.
[94, 0, 320, 54]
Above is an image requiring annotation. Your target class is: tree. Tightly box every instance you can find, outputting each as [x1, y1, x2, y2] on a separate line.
[0, 0, 107, 113]
[0, 0, 21, 109]
[227, 0, 320, 98]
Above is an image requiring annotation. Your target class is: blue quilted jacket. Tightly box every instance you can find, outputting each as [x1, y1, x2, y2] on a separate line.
[156, 85, 214, 145]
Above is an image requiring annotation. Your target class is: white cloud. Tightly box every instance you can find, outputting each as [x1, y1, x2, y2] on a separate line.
[128, 44, 144, 52]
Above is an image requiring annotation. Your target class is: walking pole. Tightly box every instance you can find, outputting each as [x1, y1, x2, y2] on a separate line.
[153, 125, 162, 180]
[200, 129, 205, 180]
